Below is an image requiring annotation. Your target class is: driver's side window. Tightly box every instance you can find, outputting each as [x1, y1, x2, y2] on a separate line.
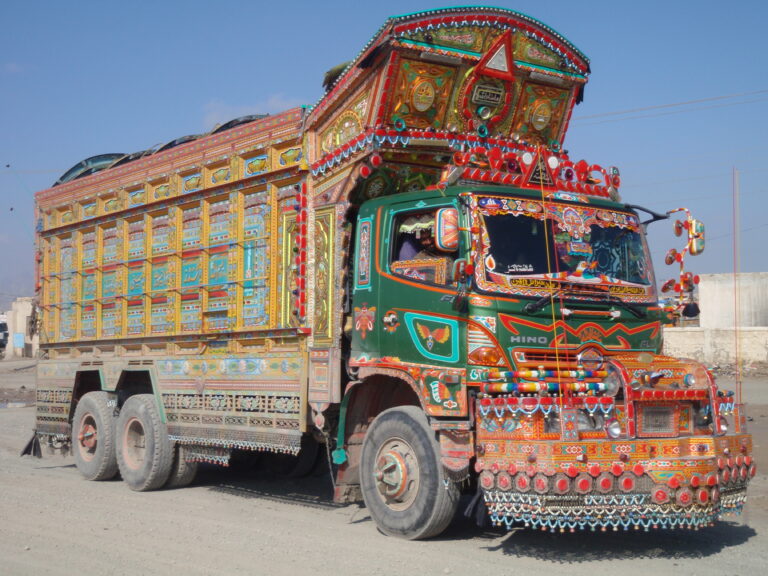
[390, 211, 455, 285]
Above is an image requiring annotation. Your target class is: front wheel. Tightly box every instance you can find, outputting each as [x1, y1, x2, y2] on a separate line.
[360, 406, 459, 540]
[116, 394, 173, 491]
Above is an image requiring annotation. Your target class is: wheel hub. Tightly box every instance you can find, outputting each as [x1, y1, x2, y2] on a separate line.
[375, 451, 409, 499]
[77, 415, 98, 461]
[79, 423, 97, 449]
[373, 438, 420, 511]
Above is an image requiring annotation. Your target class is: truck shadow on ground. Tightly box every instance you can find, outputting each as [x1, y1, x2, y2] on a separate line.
[199, 459, 344, 512]
[199, 462, 757, 559]
[443, 515, 757, 561]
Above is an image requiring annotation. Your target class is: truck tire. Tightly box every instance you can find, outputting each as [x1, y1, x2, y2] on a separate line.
[164, 444, 198, 489]
[360, 406, 459, 540]
[72, 391, 119, 481]
[116, 394, 173, 491]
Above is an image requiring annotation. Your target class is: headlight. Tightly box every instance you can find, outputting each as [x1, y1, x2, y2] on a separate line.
[544, 413, 560, 434]
[468, 346, 505, 366]
[694, 403, 712, 427]
[577, 410, 604, 431]
[685, 364, 711, 388]
[604, 417, 622, 439]
[718, 416, 729, 435]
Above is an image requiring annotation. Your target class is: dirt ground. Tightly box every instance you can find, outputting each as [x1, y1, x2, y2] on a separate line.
[0, 359, 766, 576]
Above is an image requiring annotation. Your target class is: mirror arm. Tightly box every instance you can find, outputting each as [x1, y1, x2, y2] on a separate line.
[624, 203, 669, 226]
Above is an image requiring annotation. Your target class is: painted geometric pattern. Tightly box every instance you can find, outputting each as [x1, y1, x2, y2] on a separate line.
[127, 263, 145, 296]
[81, 230, 96, 267]
[128, 220, 146, 258]
[152, 213, 172, 255]
[101, 303, 120, 337]
[102, 270, 118, 298]
[102, 226, 119, 263]
[34, 386, 73, 435]
[243, 241, 270, 327]
[81, 305, 96, 338]
[243, 191, 271, 327]
[208, 199, 230, 244]
[81, 273, 96, 300]
[158, 353, 303, 453]
[127, 304, 145, 335]
[151, 300, 173, 334]
[180, 295, 201, 332]
[161, 387, 300, 440]
[182, 205, 202, 248]
[156, 354, 301, 380]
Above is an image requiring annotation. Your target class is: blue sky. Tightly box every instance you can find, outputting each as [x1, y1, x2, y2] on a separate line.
[2, 0, 766, 310]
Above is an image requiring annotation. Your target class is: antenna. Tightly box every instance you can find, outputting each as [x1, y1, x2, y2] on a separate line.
[732, 168, 742, 403]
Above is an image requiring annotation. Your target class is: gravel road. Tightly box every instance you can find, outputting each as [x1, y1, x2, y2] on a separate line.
[1, 360, 766, 576]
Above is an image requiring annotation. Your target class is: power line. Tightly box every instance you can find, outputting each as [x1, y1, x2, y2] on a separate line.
[705, 223, 768, 243]
[572, 89, 768, 121]
[621, 167, 768, 190]
[573, 97, 768, 127]
[632, 188, 762, 209]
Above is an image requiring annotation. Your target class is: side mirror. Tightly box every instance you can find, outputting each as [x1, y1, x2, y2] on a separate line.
[435, 207, 459, 252]
[689, 219, 705, 255]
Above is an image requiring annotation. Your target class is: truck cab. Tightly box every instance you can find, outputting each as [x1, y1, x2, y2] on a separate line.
[344, 182, 752, 534]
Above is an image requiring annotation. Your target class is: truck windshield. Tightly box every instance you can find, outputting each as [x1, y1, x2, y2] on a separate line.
[473, 195, 653, 295]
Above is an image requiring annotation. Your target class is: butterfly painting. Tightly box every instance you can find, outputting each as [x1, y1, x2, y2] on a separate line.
[416, 323, 450, 350]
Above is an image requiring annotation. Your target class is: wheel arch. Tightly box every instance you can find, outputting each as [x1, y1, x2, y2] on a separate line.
[114, 369, 163, 417]
[334, 372, 425, 501]
[69, 370, 105, 424]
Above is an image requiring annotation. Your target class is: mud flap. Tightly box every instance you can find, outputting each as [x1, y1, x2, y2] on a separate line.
[463, 483, 491, 528]
[438, 428, 473, 482]
[20, 431, 42, 458]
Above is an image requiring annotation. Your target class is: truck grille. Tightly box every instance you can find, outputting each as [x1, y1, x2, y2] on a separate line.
[638, 405, 676, 437]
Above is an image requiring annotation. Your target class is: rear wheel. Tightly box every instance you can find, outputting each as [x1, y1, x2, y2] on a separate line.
[72, 391, 119, 481]
[360, 406, 459, 540]
[116, 394, 173, 491]
[164, 444, 198, 489]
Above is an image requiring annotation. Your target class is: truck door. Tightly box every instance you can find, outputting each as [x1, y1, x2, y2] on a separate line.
[369, 199, 469, 409]
[349, 198, 468, 415]
[380, 201, 465, 366]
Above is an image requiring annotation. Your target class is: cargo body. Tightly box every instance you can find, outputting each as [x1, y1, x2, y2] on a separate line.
[32, 6, 753, 539]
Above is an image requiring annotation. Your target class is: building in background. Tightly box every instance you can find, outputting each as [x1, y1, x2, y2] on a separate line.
[2, 297, 38, 359]
[0, 313, 8, 356]
[664, 272, 768, 365]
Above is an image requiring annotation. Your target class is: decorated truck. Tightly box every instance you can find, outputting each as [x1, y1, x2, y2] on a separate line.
[29, 7, 753, 539]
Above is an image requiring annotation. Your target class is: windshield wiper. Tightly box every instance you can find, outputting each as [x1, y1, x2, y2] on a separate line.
[523, 290, 562, 315]
[523, 288, 646, 318]
[604, 294, 646, 318]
